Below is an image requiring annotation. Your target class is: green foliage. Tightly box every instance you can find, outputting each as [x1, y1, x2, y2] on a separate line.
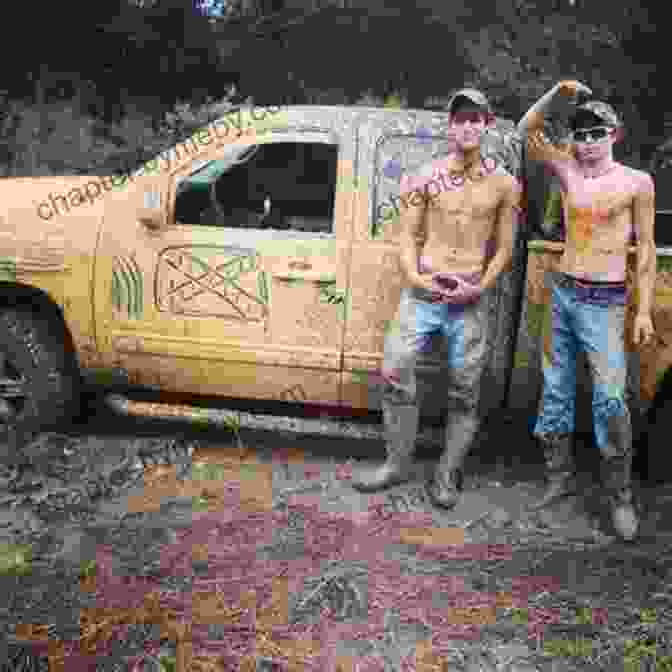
[383, 92, 407, 109]
[5, 93, 238, 177]
[80, 559, 98, 579]
[0, 543, 32, 576]
[543, 637, 593, 658]
[574, 607, 593, 625]
[623, 638, 657, 671]
[159, 655, 177, 672]
[1, 0, 667, 177]
[511, 607, 529, 624]
[640, 607, 657, 624]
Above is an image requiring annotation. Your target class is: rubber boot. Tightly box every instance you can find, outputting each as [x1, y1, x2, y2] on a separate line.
[527, 434, 577, 512]
[351, 401, 419, 493]
[425, 467, 463, 510]
[425, 409, 480, 510]
[602, 455, 639, 541]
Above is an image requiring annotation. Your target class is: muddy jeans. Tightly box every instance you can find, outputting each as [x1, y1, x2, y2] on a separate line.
[381, 283, 489, 471]
[533, 272, 632, 489]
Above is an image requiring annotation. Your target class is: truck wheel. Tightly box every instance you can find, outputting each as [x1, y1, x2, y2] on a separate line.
[0, 307, 81, 458]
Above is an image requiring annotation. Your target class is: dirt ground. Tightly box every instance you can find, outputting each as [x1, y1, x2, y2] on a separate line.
[0, 398, 671, 671]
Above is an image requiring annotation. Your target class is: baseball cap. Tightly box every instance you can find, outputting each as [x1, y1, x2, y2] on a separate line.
[570, 101, 622, 130]
[446, 88, 493, 117]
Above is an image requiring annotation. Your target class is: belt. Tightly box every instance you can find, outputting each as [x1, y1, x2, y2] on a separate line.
[554, 272, 625, 290]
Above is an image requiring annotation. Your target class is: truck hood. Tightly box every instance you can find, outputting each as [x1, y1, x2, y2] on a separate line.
[0, 176, 108, 271]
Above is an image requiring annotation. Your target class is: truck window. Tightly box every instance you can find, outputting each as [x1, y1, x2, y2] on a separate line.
[371, 124, 522, 239]
[174, 141, 338, 234]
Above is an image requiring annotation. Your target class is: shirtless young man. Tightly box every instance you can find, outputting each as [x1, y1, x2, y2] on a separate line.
[517, 81, 656, 541]
[352, 89, 520, 510]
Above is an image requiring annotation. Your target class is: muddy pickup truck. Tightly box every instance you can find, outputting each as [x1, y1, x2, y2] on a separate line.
[0, 104, 669, 472]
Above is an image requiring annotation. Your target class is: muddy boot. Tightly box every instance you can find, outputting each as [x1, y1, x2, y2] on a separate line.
[527, 434, 577, 512]
[351, 402, 418, 493]
[602, 455, 639, 541]
[425, 467, 463, 510]
[425, 410, 479, 510]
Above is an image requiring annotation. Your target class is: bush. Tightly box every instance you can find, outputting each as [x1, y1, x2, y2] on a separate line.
[2, 92, 239, 178]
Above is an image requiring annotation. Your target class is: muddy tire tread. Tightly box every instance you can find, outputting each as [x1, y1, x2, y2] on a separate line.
[0, 307, 81, 458]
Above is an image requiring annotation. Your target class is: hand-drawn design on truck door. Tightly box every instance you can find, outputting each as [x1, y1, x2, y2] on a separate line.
[318, 280, 347, 321]
[111, 254, 143, 319]
[155, 245, 268, 321]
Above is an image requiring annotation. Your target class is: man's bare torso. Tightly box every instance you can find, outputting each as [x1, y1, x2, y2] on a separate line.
[407, 155, 514, 276]
[559, 162, 646, 282]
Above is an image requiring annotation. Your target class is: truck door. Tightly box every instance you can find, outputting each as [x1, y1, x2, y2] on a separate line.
[341, 113, 524, 419]
[96, 121, 352, 408]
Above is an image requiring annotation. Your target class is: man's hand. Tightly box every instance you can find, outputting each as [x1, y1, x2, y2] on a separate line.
[633, 313, 655, 347]
[433, 275, 483, 304]
[410, 272, 441, 297]
[556, 80, 592, 98]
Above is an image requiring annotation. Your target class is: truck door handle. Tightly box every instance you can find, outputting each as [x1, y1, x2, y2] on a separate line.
[271, 269, 336, 283]
[288, 260, 312, 271]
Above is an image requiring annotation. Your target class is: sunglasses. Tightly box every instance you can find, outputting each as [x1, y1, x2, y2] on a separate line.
[451, 111, 489, 125]
[572, 126, 614, 143]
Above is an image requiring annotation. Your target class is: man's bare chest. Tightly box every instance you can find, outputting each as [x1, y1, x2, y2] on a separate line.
[427, 178, 501, 218]
[565, 185, 635, 245]
[565, 169, 636, 216]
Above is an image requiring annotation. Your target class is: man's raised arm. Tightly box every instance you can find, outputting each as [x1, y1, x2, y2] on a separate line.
[517, 80, 592, 173]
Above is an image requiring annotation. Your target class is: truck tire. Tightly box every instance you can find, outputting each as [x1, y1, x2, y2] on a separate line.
[0, 307, 81, 459]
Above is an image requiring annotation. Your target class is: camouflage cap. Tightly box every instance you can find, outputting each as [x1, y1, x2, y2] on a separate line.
[446, 88, 493, 116]
[570, 100, 622, 129]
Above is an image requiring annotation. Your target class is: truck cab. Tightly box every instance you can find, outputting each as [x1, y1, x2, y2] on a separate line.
[2, 103, 671, 478]
[0, 105, 525, 454]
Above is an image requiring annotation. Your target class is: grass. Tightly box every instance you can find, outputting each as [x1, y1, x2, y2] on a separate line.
[0, 542, 32, 575]
[80, 558, 97, 579]
[159, 656, 177, 672]
[191, 412, 250, 512]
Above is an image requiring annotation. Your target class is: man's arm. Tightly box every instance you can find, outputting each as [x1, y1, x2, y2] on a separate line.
[633, 173, 656, 318]
[517, 80, 591, 179]
[480, 176, 521, 291]
[398, 174, 431, 291]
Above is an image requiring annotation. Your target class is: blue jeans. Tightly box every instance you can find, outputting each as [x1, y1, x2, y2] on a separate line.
[381, 284, 489, 471]
[533, 272, 631, 465]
